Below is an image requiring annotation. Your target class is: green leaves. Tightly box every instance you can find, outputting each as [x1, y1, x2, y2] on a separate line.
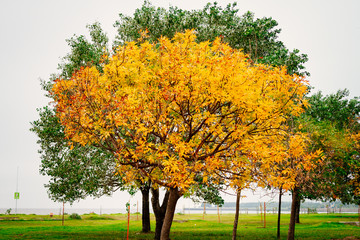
[306, 89, 360, 130]
[114, 1, 308, 76]
[59, 22, 108, 79]
[31, 23, 120, 204]
[296, 89, 360, 204]
[30, 107, 126, 204]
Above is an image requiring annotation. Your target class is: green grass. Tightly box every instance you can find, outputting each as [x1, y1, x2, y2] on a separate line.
[0, 213, 359, 239]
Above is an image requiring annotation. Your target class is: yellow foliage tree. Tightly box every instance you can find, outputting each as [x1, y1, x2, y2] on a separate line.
[52, 30, 308, 240]
[262, 131, 323, 240]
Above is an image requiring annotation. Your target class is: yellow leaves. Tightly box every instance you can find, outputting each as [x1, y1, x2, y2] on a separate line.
[289, 134, 307, 158]
[173, 29, 197, 46]
[352, 176, 360, 196]
[163, 157, 180, 174]
[52, 31, 310, 192]
[281, 181, 295, 192]
[138, 29, 149, 42]
[259, 131, 324, 191]
[162, 156, 196, 190]
[116, 164, 143, 185]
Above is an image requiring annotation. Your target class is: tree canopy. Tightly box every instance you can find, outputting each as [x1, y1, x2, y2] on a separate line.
[30, 22, 121, 204]
[298, 90, 360, 205]
[32, 2, 327, 240]
[30, 106, 127, 203]
[114, 1, 309, 76]
[52, 30, 308, 190]
[51, 30, 309, 239]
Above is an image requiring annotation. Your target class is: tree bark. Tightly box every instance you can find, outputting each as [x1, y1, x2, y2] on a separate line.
[287, 187, 298, 240]
[232, 189, 241, 240]
[160, 187, 181, 240]
[140, 184, 151, 233]
[62, 202, 65, 226]
[264, 202, 266, 228]
[151, 187, 170, 240]
[295, 196, 301, 224]
[277, 187, 282, 240]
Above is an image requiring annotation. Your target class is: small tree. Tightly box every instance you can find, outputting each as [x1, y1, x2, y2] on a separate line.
[298, 90, 360, 206]
[5, 208, 12, 215]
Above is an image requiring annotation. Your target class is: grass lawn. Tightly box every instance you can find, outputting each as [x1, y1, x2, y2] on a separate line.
[0, 212, 359, 239]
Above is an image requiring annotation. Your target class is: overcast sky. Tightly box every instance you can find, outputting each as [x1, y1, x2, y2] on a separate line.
[0, 0, 359, 212]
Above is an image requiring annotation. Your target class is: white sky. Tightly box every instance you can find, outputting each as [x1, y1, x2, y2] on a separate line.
[0, 0, 359, 211]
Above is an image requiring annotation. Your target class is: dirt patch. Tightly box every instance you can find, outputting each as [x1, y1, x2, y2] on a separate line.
[339, 221, 360, 226]
[0, 217, 19, 220]
[332, 237, 360, 240]
[173, 220, 188, 223]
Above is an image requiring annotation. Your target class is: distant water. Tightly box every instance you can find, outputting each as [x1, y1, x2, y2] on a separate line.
[0, 208, 356, 215]
[0, 208, 192, 215]
[0, 208, 288, 215]
[0, 208, 126, 215]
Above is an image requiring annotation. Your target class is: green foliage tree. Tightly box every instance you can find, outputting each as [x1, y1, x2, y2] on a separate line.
[31, 22, 155, 231]
[31, 106, 126, 204]
[277, 90, 360, 240]
[280, 89, 360, 239]
[31, 22, 121, 203]
[33, 21, 177, 235]
[59, 22, 108, 79]
[299, 89, 360, 205]
[188, 177, 225, 207]
[114, 1, 309, 76]
[306, 89, 360, 131]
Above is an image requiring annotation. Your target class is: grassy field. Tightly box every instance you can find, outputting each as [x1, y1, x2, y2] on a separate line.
[0, 212, 359, 239]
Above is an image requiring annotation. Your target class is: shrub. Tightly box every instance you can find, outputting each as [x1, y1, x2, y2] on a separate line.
[307, 208, 318, 214]
[69, 213, 82, 220]
[5, 208, 12, 215]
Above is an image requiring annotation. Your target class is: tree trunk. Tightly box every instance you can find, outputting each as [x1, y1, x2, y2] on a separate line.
[140, 184, 151, 233]
[160, 187, 181, 240]
[295, 196, 301, 224]
[151, 187, 170, 240]
[62, 202, 65, 226]
[277, 187, 282, 240]
[264, 202, 266, 228]
[287, 187, 298, 240]
[232, 189, 241, 240]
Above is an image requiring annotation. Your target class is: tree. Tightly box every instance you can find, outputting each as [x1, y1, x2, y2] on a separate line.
[255, 122, 323, 240]
[31, 22, 158, 232]
[33, 19, 224, 237]
[35, 2, 311, 239]
[187, 176, 225, 207]
[113, 4, 310, 238]
[31, 23, 120, 204]
[283, 133, 322, 240]
[306, 89, 360, 131]
[114, 1, 309, 76]
[151, 187, 170, 240]
[298, 90, 360, 205]
[59, 22, 109, 80]
[279, 89, 360, 240]
[51, 31, 308, 239]
[30, 106, 127, 203]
